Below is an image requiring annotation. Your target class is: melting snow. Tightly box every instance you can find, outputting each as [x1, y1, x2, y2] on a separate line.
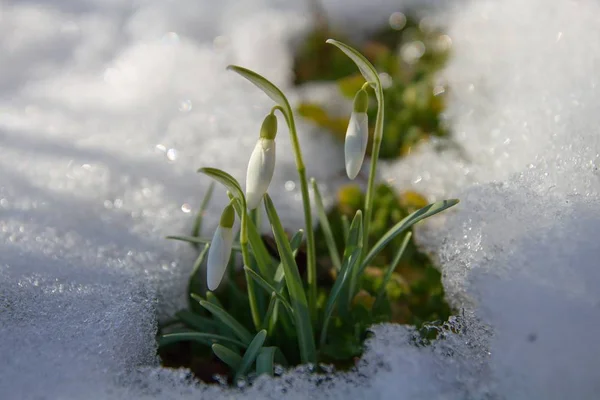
[1, 0, 599, 399]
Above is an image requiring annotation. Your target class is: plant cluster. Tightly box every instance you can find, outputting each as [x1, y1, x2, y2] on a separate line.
[158, 40, 458, 385]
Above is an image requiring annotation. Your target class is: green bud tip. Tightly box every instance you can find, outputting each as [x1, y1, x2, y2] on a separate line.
[259, 113, 278, 140]
[219, 204, 235, 228]
[353, 88, 369, 113]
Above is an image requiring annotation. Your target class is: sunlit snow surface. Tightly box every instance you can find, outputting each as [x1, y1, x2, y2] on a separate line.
[1, 0, 599, 399]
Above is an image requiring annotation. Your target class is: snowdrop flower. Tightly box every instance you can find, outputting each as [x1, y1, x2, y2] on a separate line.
[245, 113, 277, 209]
[207, 204, 235, 291]
[344, 88, 369, 180]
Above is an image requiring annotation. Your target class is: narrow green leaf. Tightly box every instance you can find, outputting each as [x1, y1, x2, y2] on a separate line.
[203, 291, 224, 308]
[246, 215, 275, 281]
[166, 235, 244, 253]
[158, 332, 246, 349]
[274, 229, 304, 284]
[321, 211, 363, 345]
[189, 243, 210, 279]
[246, 206, 275, 277]
[186, 243, 210, 306]
[256, 346, 276, 377]
[256, 346, 288, 377]
[373, 232, 412, 310]
[345, 211, 365, 305]
[244, 266, 294, 316]
[235, 330, 267, 381]
[191, 181, 215, 240]
[326, 39, 379, 95]
[311, 178, 342, 271]
[197, 167, 245, 207]
[345, 210, 364, 254]
[193, 292, 238, 340]
[360, 199, 459, 274]
[264, 194, 317, 364]
[260, 292, 282, 337]
[244, 266, 264, 331]
[320, 247, 362, 347]
[166, 235, 208, 244]
[175, 309, 218, 332]
[227, 65, 293, 120]
[228, 195, 274, 280]
[266, 299, 280, 336]
[212, 344, 242, 370]
[197, 299, 254, 345]
[341, 214, 350, 246]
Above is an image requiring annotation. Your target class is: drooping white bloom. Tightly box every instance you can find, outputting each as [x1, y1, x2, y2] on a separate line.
[245, 113, 277, 210]
[344, 88, 369, 180]
[344, 112, 369, 179]
[207, 204, 235, 291]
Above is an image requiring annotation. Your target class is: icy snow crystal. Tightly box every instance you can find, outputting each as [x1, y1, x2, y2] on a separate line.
[1, 0, 600, 399]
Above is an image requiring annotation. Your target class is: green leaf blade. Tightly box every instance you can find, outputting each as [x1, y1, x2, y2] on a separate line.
[212, 344, 243, 371]
[158, 332, 247, 349]
[256, 346, 287, 377]
[227, 65, 292, 120]
[325, 39, 379, 92]
[360, 199, 459, 274]
[264, 194, 317, 364]
[175, 309, 218, 332]
[373, 231, 412, 310]
[311, 178, 342, 271]
[321, 210, 363, 346]
[197, 167, 246, 207]
[235, 330, 268, 381]
[197, 299, 254, 345]
[244, 266, 294, 316]
[320, 246, 362, 347]
[191, 181, 215, 240]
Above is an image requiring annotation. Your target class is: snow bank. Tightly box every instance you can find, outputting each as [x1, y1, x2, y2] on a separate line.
[1, 0, 599, 399]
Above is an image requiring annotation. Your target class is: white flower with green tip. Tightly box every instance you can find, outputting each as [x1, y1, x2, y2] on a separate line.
[207, 204, 235, 291]
[344, 88, 369, 180]
[245, 113, 277, 210]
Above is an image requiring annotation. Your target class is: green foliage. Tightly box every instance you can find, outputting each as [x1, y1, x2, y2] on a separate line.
[315, 184, 453, 326]
[157, 41, 458, 385]
[295, 13, 452, 159]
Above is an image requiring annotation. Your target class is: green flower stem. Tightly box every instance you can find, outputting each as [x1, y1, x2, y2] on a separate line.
[362, 80, 384, 260]
[325, 39, 384, 270]
[227, 65, 317, 319]
[239, 205, 263, 331]
[272, 105, 318, 321]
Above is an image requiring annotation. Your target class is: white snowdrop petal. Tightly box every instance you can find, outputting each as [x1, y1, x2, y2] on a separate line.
[245, 138, 276, 209]
[207, 226, 233, 291]
[344, 112, 369, 179]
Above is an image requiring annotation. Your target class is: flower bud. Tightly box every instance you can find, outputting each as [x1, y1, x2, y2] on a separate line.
[260, 113, 278, 140]
[345, 89, 369, 179]
[246, 114, 277, 209]
[207, 204, 235, 291]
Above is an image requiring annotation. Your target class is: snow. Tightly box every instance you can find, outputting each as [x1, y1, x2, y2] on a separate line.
[1, 0, 600, 399]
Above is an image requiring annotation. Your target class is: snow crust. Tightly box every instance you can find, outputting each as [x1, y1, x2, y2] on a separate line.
[1, 0, 599, 399]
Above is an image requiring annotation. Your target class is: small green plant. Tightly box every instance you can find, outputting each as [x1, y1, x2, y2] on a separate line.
[158, 40, 458, 385]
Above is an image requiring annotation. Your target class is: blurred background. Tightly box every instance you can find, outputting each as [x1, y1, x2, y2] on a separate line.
[2, 0, 600, 398]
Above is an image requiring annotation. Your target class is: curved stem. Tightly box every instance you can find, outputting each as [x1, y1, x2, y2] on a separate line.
[274, 107, 317, 321]
[271, 105, 284, 115]
[240, 201, 262, 330]
[362, 82, 385, 262]
[226, 65, 318, 321]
